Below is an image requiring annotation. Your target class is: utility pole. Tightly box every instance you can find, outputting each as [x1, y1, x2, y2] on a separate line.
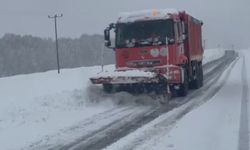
[48, 14, 63, 74]
[101, 44, 104, 72]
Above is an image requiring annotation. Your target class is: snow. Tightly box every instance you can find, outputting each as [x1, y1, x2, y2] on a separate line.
[150, 56, 243, 150]
[203, 48, 225, 64]
[103, 55, 240, 150]
[92, 68, 156, 78]
[0, 65, 116, 150]
[102, 49, 250, 150]
[0, 48, 226, 150]
[117, 9, 180, 23]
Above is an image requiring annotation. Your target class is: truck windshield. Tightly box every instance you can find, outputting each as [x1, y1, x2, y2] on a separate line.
[116, 19, 174, 48]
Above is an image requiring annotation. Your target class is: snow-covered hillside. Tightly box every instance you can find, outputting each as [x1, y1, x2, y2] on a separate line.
[0, 48, 226, 150]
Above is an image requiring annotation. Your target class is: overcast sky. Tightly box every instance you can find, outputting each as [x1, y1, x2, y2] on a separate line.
[0, 0, 249, 48]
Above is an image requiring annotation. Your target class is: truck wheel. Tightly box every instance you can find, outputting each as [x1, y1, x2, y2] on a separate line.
[189, 63, 201, 89]
[199, 63, 204, 87]
[103, 84, 113, 93]
[178, 69, 188, 96]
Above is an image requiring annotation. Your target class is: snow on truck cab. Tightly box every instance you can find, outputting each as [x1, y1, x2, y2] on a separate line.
[90, 9, 204, 96]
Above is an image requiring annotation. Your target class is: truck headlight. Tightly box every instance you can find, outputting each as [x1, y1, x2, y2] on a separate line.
[150, 48, 159, 57]
[160, 47, 168, 56]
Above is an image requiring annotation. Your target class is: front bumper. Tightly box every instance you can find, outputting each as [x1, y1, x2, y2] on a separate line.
[89, 65, 183, 85]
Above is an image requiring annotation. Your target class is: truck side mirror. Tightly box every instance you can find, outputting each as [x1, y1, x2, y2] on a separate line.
[104, 29, 111, 47]
[104, 23, 116, 48]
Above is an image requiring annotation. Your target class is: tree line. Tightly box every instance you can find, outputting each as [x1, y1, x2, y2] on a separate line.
[0, 33, 114, 77]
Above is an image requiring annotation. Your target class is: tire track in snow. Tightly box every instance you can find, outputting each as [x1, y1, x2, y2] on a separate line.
[238, 56, 249, 150]
[26, 106, 150, 150]
[63, 107, 154, 150]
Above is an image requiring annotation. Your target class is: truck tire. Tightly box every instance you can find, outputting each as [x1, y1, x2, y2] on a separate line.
[199, 63, 204, 87]
[178, 69, 189, 96]
[189, 62, 201, 89]
[103, 84, 113, 93]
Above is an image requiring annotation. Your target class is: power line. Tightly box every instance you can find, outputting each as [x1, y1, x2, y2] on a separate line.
[48, 14, 63, 74]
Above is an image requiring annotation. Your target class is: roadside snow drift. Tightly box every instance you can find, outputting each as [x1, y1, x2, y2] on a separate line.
[203, 48, 225, 64]
[0, 66, 116, 150]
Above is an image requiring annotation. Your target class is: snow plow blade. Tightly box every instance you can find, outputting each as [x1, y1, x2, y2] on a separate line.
[90, 66, 184, 85]
[90, 76, 160, 84]
[90, 69, 160, 84]
[89, 66, 184, 94]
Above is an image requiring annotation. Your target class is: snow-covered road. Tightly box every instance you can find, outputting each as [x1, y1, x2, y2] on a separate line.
[28, 50, 237, 150]
[1, 48, 249, 150]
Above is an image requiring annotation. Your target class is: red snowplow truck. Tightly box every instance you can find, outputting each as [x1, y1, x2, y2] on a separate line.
[90, 9, 204, 96]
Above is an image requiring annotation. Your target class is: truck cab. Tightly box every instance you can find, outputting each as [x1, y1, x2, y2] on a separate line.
[105, 10, 188, 70]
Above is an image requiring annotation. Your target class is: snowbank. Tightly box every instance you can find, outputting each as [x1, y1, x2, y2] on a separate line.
[0, 65, 116, 150]
[203, 48, 225, 64]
